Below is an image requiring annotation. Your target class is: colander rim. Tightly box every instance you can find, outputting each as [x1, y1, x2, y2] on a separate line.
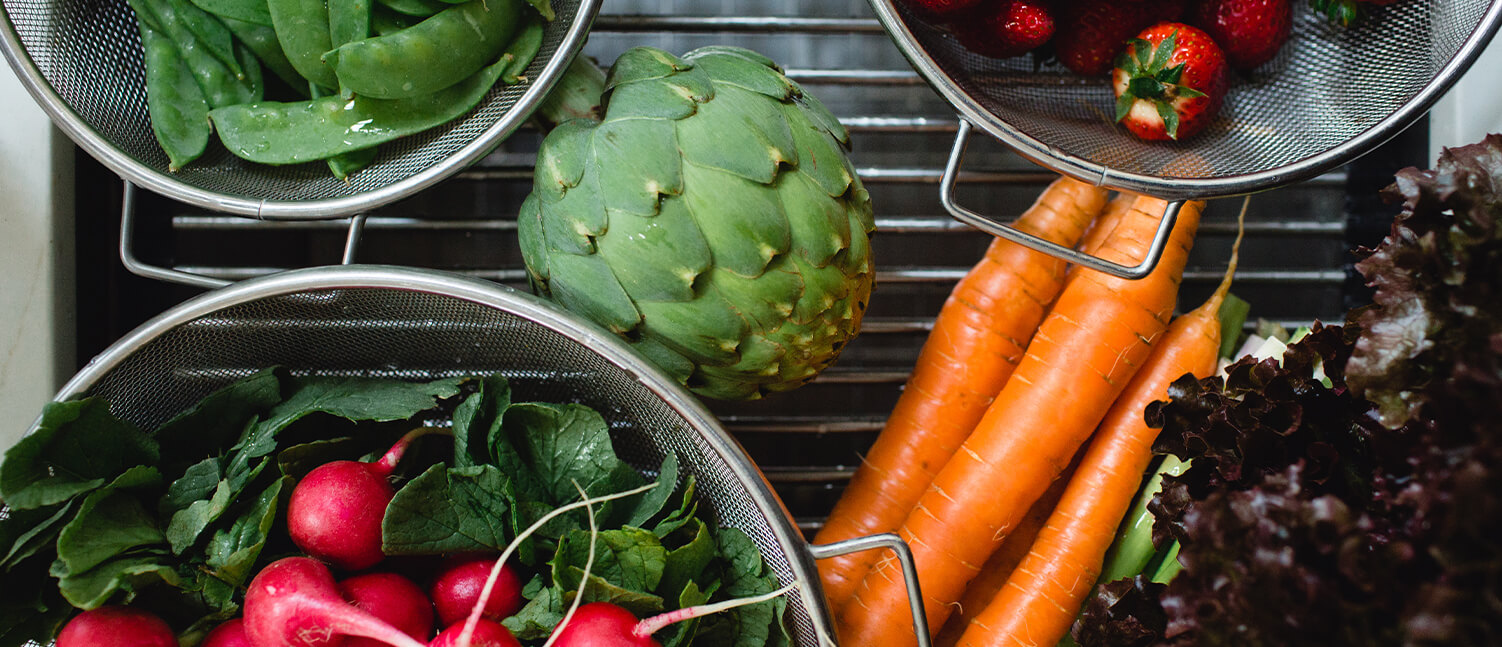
[33, 264, 837, 641]
[0, 0, 600, 221]
[864, 0, 1502, 200]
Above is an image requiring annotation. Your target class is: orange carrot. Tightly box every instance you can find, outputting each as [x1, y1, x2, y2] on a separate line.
[1076, 194, 1134, 256]
[814, 177, 1109, 607]
[954, 204, 1246, 647]
[935, 459, 1075, 647]
[835, 196, 1204, 647]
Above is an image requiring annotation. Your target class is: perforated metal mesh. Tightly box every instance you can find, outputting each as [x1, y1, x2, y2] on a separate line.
[43, 270, 828, 645]
[0, 0, 590, 216]
[891, 0, 1497, 192]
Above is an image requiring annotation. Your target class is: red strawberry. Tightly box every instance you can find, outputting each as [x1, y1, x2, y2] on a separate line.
[1112, 23, 1229, 140]
[953, 0, 1057, 59]
[1053, 0, 1185, 75]
[1189, 0, 1291, 70]
[903, 0, 984, 18]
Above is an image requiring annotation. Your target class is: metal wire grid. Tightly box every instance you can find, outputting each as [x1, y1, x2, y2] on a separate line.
[127, 0, 1362, 535]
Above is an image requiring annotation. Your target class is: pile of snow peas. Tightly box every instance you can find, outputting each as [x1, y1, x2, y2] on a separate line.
[129, 0, 549, 177]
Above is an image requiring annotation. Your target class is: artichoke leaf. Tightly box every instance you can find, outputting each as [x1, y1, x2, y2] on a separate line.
[709, 264, 802, 335]
[792, 90, 848, 146]
[588, 117, 683, 215]
[534, 120, 595, 203]
[517, 195, 551, 284]
[636, 285, 746, 366]
[780, 170, 852, 267]
[593, 200, 711, 303]
[693, 365, 767, 401]
[629, 334, 697, 384]
[605, 47, 690, 91]
[683, 45, 778, 70]
[539, 173, 606, 256]
[676, 85, 794, 185]
[546, 253, 642, 335]
[603, 73, 712, 121]
[782, 100, 858, 198]
[789, 252, 868, 329]
[683, 48, 796, 101]
[680, 163, 791, 278]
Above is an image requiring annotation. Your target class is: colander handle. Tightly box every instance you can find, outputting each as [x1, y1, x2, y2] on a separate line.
[940, 120, 1185, 280]
[808, 534, 932, 647]
[119, 181, 370, 289]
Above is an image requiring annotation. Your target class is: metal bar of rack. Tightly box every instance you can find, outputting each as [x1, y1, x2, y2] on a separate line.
[131, 0, 1369, 536]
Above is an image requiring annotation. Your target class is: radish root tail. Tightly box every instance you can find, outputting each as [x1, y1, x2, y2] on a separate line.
[632, 582, 799, 639]
[542, 481, 599, 647]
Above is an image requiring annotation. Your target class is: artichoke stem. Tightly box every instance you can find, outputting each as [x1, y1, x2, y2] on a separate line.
[537, 55, 607, 130]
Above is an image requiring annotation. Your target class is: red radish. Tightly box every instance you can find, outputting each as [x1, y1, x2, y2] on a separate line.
[548, 586, 798, 647]
[1189, 0, 1291, 70]
[952, 0, 1056, 59]
[287, 428, 443, 571]
[452, 483, 658, 647]
[428, 619, 520, 647]
[339, 573, 436, 647]
[1112, 23, 1229, 140]
[56, 606, 178, 647]
[430, 557, 525, 627]
[202, 618, 252, 647]
[243, 556, 429, 647]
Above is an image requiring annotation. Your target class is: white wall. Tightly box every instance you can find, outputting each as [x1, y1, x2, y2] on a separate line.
[1430, 31, 1502, 160]
[0, 60, 75, 447]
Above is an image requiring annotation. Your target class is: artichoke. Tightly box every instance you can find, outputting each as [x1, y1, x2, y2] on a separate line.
[518, 46, 875, 400]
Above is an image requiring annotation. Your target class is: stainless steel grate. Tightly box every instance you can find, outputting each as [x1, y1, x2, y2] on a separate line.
[125, 0, 1372, 536]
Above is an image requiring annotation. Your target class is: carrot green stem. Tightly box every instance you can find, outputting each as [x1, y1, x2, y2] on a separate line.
[456, 482, 659, 647]
[372, 426, 452, 477]
[632, 583, 799, 639]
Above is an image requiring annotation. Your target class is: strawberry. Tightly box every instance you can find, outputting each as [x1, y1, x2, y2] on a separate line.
[1053, 0, 1185, 75]
[1189, 0, 1291, 70]
[903, 0, 985, 18]
[1112, 23, 1229, 140]
[953, 0, 1057, 59]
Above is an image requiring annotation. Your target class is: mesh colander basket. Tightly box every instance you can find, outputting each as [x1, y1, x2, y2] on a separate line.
[21, 265, 932, 647]
[867, 0, 1502, 277]
[0, 0, 598, 220]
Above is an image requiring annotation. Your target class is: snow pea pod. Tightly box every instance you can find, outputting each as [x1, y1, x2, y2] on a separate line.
[134, 0, 260, 107]
[324, 0, 522, 99]
[307, 82, 376, 179]
[221, 15, 305, 92]
[372, 0, 442, 18]
[167, 0, 245, 78]
[210, 53, 512, 164]
[189, 0, 272, 26]
[328, 0, 370, 52]
[266, 0, 339, 90]
[370, 6, 416, 35]
[138, 20, 210, 170]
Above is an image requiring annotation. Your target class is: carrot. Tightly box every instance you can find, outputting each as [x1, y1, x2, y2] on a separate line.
[954, 203, 1246, 647]
[835, 196, 1204, 647]
[1076, 193, 1134, 256]
[813, 177, 1109, 607]
[934, 458, 1075, 647]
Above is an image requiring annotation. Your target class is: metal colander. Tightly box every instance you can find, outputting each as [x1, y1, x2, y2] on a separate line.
[0, 0, 598, 219]
[868, 0, 1502, 277]
[25, 265, 931, 647]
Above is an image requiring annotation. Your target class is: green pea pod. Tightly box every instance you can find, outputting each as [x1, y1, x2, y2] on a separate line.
[500, 20, 542, 84]
[372, 0, 443, 18]
[328, 0, 370, 50]
[325, 0, 521, 99]
[308, 82, 376, 179]
[522, 0, 551, 20]
[137, 0, 260, 108]
[188, 0, 273, 26]
[210, 55, 512, 164]
[166, 0, 245, 79]
[138, 20, 210, 171]
[221, 15, 305, 93]
[266, 0, 339, 90]
[370, 5, 416, 35]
